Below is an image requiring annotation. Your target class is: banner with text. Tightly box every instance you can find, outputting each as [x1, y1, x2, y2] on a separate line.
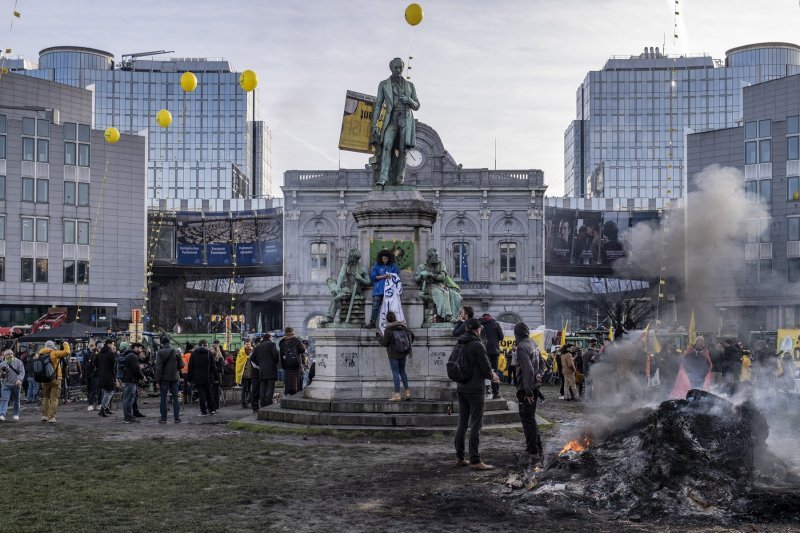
[338, 90, 385, 154]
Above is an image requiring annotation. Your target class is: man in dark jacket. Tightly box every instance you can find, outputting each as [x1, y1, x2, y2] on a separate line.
[252, 334, 280, 408]
[121, 343, 145, 423]
[155, 336, 183, 423]
[83, 343, 100, 411]
[479, 313, 504, 399]
[96, 339, 117, 417]
[454, 318, 499, 470]
[188, 339, 219, 416]
[515, 322, 543, 463]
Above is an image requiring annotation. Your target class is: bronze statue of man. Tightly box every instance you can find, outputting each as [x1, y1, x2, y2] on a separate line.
[370, 57, 420, 187]
[323, 249, 371, 324]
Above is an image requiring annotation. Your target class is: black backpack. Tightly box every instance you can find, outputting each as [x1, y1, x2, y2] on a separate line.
[283, 342, 300, 369]
[390, 328, 411, 355]
[32, 352, 56, 383]
[447, 343, 473, 383]
[116, 353, 127, 380]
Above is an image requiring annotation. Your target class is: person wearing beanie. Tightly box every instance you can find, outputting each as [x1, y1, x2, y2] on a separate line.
[454, 317, 499, 471]
[0, 349, 25, 421]
[514, 321, 543, 464]
[37, 339, 71, 423]
[155, 336, 183, 423]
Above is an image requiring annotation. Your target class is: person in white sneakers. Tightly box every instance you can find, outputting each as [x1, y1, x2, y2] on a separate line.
[0, 349, 25, 421]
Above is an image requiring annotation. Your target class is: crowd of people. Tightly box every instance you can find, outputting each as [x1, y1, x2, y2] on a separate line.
[0, 329, 316, 424]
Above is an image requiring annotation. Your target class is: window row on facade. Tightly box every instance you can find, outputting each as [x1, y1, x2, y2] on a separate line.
[307, 240, 521, 283]
[0, 176, 91, 206]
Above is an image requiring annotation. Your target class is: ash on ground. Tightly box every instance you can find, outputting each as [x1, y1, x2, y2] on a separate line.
[521, 390, 800, 525]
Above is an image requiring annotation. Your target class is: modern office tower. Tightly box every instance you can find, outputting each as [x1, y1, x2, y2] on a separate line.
[0, 73, 146, 326]
[687, 73, 800, 334]
[564, 43, 800, 206]
[15, 46, 271, 208]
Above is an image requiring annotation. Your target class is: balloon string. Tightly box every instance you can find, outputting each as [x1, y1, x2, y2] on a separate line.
[407, 26, 414, 80]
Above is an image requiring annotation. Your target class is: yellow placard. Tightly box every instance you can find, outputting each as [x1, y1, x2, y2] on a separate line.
[777, 329, 800, 360]
[338, 90, 384, 154]
[499, 332, 547, 362]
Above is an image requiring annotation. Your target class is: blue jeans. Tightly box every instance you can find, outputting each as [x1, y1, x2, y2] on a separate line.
[0, 384, 21, 417]
[26, 378, 39, 402]
[389, 357, 409, 393]
[277, 368, 285, 383]
[100, 389, 114, 410]
[160, 381, 180, 420]
[87, 376, 100, 405]
[371, 295, 383, 324]
[122, 383, 137, 419]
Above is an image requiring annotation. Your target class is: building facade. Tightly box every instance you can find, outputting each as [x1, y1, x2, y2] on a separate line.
[687, 73, 800, 334]
[565, 43, 800, 203]
[13, 46, 271, 208]
[0, 73, 146, 326]
[282, 123, 547, 335]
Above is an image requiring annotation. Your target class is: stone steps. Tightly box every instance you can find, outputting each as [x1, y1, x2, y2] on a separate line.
[258, 402, 521, 427]
[279, 396, 511, 414]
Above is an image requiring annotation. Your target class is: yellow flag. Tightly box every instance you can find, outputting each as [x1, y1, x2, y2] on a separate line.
[654, 335, 662, 354]
[608, 324, 614, 341]
[689, 309, 696, 345]
[561, 321, 568, 346]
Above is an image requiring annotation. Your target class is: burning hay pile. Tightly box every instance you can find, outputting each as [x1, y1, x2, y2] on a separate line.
[528, 390, 800, 523]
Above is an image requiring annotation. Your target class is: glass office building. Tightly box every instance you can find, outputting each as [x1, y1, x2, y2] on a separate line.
[16, 46, 271, 207]
[564, 43, 800, 205]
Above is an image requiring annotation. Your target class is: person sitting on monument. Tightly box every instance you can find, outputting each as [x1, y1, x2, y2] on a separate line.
[323, 249, 371, 324]
[368, 250, 399, 329]
[415, 248, 462, 322]
[377, 311, 415, 401]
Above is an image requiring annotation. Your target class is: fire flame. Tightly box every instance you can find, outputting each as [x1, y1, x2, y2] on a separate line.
[559, 435, 592, 455]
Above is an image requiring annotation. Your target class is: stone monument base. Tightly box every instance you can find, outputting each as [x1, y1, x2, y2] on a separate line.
[303, 326, 456, 400]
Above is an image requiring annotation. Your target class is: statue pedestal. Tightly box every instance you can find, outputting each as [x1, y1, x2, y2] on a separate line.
[304, 326, 456, 400]
[351, 187, 437, 329]
[307, 188, 456, 400]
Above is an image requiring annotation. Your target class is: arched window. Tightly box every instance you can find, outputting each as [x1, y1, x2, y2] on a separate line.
[496, 312, 521, 325]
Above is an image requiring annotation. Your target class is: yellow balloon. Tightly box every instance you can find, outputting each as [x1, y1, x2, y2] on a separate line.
[156, 109, 173, 128]
[239, 69, 258, 92]
[180, 71, 198, 92]
[405, 3, 423, 26]
[104, 127, 120, 144]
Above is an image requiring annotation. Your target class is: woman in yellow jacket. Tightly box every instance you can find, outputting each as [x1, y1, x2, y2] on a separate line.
[235, 341, 253, 408]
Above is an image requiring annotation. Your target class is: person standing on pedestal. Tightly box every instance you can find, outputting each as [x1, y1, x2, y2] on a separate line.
[369, 250, 399, 329]
[377, 311, 415, 401]
[370, 57, 420, 187]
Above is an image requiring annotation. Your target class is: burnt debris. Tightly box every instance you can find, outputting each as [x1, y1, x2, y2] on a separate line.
[529, 390, 800, 523]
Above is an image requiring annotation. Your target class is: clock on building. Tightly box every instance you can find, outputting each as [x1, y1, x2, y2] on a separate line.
[405, 148, 424, 169]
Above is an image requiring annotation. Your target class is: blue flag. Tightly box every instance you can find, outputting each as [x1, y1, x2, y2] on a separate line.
[460, 239, 470, 282]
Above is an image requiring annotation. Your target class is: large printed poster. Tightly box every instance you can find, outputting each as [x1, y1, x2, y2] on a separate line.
[204, 213, 232, 266]
[176, 213, 204, 265]
[257, 208, 282, 273]
[545, 207, 659, 276]
[777, 329, 800, 360]
[234, 213, 258, 267]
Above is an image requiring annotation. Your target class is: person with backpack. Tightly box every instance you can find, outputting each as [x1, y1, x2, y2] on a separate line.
[279, 327, 306, 396]
[479, 313, 504, 399]
[514, 322, 543, 465]
[66, 354, 82, 389]
[35, 340, 71, 423]
[453, 318, 499, 471]
[188, 339, 219, 416]
[96, 339, 117, 418]
[0, 349, 25, 421]
[155, 336, 184, 423]
[22, 350, 39, 404]
[252, 333, 280, 408]
[377, 311, 415, 401]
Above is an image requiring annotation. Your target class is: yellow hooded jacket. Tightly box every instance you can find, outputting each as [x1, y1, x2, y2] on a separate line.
[38, 342, 71, 380]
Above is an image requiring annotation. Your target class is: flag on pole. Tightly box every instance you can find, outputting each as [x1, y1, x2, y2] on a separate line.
[608, 324, 614, 341]
[561, 321, 568, 346]
[654, 334, 662, 354]
[689, 309, 696, 345]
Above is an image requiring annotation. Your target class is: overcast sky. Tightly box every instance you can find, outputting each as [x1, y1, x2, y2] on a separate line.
[6, 0, 800, 197]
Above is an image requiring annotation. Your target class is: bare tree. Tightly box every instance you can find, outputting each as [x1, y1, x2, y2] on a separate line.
[585, 278, 656, 338]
